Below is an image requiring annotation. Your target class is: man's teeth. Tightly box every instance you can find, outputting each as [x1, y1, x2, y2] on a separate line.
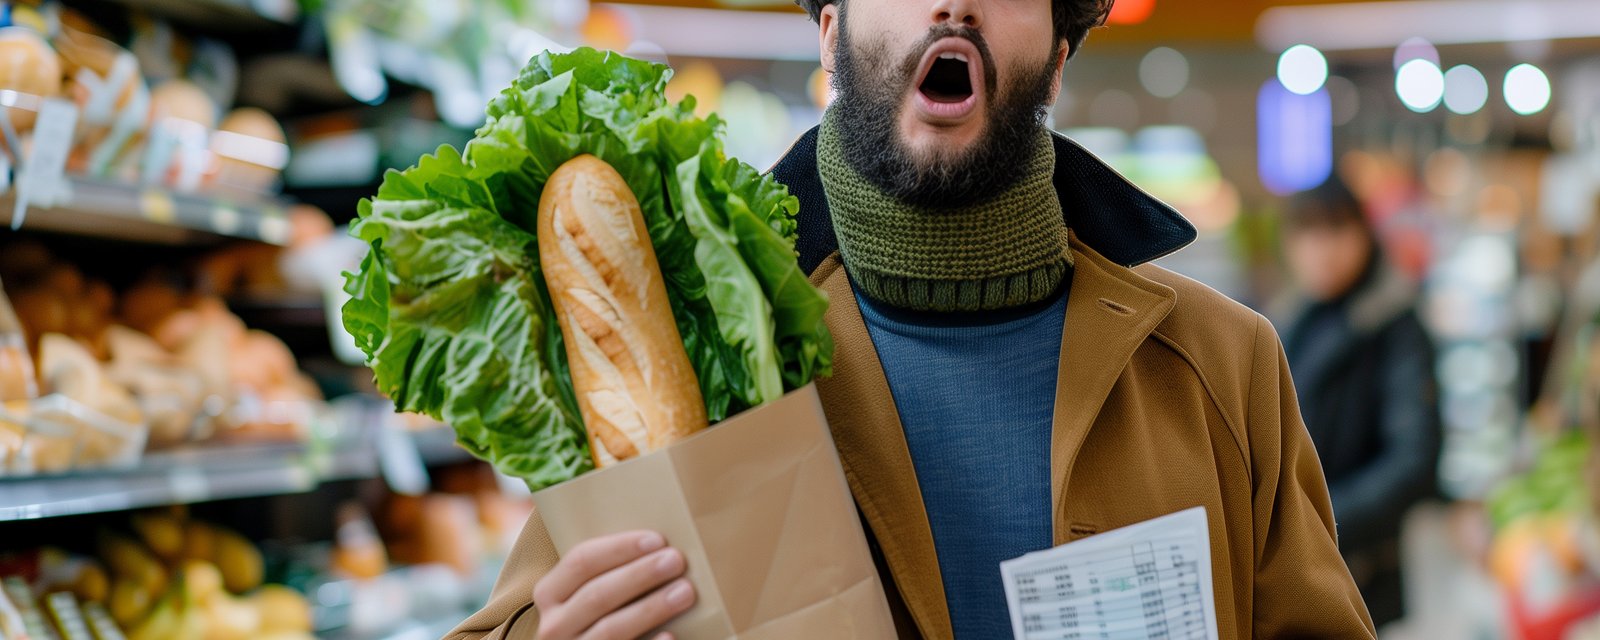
[937, 52, 969, 63]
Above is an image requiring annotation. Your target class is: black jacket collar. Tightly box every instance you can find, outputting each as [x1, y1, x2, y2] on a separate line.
[767, 125, 1198, 275]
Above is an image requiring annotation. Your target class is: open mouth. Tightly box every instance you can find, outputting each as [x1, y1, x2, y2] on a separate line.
[920, 53, 974, 103]
[912, 38, 984, 121]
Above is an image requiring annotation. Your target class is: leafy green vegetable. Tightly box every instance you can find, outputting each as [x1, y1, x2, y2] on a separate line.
[342, 48, 833, 490]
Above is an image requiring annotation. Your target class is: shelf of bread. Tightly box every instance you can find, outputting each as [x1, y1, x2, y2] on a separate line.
[0, 15, 296, 246]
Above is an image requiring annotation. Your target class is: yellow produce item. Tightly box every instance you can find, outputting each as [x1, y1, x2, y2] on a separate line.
[108, 579, 151, 628]
[210, 529, 262, 594]
[180, 561, 223, 605]
[100, 534, 154, 579]
[73, 563, 109, 604]
[200, 594, 259, 640]
[128, 593, 176, 640]
[132, 512, 185, 562]
[184, 521, 217, 563]
[251, 585, 311, 633]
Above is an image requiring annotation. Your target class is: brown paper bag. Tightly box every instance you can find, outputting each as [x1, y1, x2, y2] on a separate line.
[531, 384, 897, 639]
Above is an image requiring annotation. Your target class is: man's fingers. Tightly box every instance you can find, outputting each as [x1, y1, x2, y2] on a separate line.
[534, 531, 665, 607]
[579, 579, 696, 640]
[558, 548, 685, 635]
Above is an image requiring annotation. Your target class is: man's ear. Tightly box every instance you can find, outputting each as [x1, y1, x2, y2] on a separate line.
[1048, 41, 1070, 103]
[820, 3, 840, 73]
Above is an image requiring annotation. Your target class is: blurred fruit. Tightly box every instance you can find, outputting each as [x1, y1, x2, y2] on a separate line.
[133, 512, 185, 562]
[251, 585, 311, 633]
[109, 578, 152, 628]
[211, 529, 262, 594]
[200, 594, 260, 640]
[184, 521, 218, 563]
[74, 563, 109, 604]
[181, 560, 223, 604]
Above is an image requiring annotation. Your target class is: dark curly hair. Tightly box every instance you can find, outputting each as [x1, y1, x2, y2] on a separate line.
[795, 0, 1114, 59]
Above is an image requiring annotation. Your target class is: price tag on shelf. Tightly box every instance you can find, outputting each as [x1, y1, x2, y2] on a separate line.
[12, 99, 79, 230]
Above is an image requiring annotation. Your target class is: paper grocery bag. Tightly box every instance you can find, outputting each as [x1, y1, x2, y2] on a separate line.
[532, 384, 897, 639]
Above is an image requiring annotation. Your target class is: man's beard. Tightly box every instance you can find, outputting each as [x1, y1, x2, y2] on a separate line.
[831, 12, 1058, 209]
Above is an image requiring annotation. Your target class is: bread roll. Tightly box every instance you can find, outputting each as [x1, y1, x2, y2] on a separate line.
[538, 155, 706, 467]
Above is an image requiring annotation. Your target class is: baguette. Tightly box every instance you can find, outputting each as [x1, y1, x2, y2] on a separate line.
[538, 155, 707, 468]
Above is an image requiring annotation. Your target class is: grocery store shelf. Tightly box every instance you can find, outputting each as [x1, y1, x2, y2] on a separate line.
[0, 177, 291, 246]
[0, 422, 476, 522]
[228, 295, 329, 328]
[0, 443, 315, 521]
[107, 0, 299, 30]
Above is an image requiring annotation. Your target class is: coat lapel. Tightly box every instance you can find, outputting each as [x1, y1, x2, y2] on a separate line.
[809, 255, 953, 640]
[805, 240, 1179, 637]
[1049, 235, 1177, 544]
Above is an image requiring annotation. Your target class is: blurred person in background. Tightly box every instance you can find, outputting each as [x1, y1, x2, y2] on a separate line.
[1279, 177, 1443, 629]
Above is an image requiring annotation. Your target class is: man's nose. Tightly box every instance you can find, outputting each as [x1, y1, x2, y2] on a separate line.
[930, 0, 982, 28]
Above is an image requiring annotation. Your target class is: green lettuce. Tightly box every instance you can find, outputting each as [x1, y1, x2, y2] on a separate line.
[342, 48, 833, 490]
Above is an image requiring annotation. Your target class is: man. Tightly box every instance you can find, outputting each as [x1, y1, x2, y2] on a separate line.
[450, 0, 1376, 636]
[1280, 178, 1441, 630]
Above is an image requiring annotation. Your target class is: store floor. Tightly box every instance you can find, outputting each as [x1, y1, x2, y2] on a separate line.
[1382, 503, 1504, 640]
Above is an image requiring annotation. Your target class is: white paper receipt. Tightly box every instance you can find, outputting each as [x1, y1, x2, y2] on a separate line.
[1001, 507, 1219, 640]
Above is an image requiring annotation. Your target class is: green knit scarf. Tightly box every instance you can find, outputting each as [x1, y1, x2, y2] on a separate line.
[817, 110, 1072, 312]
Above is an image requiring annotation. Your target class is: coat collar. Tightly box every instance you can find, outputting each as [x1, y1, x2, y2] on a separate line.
[807, 235, 1177, 640]
[769, 124, 1198, 276]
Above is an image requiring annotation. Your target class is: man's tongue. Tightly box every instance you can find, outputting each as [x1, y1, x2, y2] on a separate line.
[920, 55, 973, 104]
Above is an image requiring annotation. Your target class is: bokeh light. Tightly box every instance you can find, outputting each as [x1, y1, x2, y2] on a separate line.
[1392, 37, 1440, 70]
[1442, 65, 1489, 115]
[1276, 45, 1328, 96]
[1396, 58, 1445, 112]
[1139, 47, 1190, 99]
[1503, 63, 1551, 116]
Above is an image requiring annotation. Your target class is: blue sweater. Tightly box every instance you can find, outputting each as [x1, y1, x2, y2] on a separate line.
[856, 286, 1067, 639]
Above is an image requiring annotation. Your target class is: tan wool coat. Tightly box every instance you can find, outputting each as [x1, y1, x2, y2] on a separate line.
[448, 126, 1376, 639]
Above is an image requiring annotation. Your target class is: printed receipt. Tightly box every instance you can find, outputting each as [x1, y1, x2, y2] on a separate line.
[1001, 507, 1219, 640]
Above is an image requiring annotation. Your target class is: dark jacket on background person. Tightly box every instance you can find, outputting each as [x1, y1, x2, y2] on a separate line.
[449, 127, 1377, 640]
[1281, 254, 1442, 627]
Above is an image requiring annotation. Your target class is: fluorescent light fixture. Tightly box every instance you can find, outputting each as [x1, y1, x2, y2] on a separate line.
[1504, 63, 1552, 115]
[598, 4, 820, 61]
[1397, 59, 1445, 113]
[1258, 0, 1600, 51]
[1276, 44, 1328, 96]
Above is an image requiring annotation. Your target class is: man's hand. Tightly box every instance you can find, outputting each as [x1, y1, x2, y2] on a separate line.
[533, 530, 697, 640]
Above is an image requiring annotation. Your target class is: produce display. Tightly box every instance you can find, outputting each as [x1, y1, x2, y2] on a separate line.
[343, 48, 834, 489]
[0, 509, 314, 640]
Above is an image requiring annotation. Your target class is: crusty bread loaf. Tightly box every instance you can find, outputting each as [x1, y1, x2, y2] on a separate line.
[538, 155, 707, 467]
